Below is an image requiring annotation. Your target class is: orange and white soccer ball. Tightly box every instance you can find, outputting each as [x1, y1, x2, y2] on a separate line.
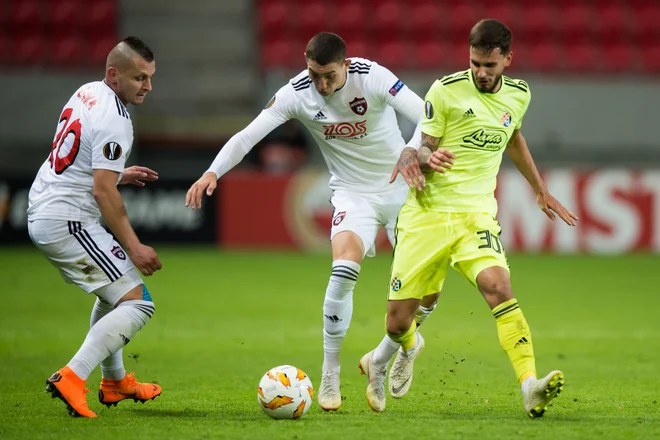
[257, 365, 314, 419]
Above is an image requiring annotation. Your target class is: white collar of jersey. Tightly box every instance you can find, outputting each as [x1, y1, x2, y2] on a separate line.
[101, 80, 129, 110]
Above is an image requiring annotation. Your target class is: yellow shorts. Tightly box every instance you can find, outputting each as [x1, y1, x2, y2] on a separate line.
[388, 205, 509, 300]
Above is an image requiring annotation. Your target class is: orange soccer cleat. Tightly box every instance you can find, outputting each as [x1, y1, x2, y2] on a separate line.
[98, 372, 162, 407]
[45, 366, 98, 418]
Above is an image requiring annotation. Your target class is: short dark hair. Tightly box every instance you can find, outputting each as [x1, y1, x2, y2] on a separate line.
[468, 19, 512, 55]
[305, 32, 346, 65]
[122, 36, 155, 62]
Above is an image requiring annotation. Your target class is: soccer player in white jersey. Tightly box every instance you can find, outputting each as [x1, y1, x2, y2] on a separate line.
[27, 37, 163, 418]
[186, 32, 454, 411]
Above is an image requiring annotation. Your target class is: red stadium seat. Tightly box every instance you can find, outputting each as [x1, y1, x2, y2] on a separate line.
[343, 35, 370, 59]
[298, 1, 331, 38]
[261, 38, 296, 69]
[373, 1, 406, 34]
[519, 3, 557, 39]
[257, 1, 291, 37]
[410, 2, 442, 31]
[597, 2, 631, 40]
[630, 4, 660, 41]
[561, 3, 597, 41]
[602, 43, 638, 73]
[373, 39, 408, 70]
[49, 33, 83, 67]
[85, 0, 117, 29]
[88, 34, 117, 67]
[641, 43, 660, 73]
[411, 41, 446, 70]
[526, 41, 560, 72]
[10, 0, 42, 31]
[10, 32, 45, 66]
[565, 42, 599, 73]
[447, 3, 478, 41]
[336, 2, 367, 35]
[47, 0, 81, 27]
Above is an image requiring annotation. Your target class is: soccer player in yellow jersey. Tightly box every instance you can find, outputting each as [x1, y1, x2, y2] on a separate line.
[358, 19, 578, 417]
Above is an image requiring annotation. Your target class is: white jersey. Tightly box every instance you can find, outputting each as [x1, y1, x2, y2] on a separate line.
[28, 81, 133, 222]
[207, 57, 424, 193]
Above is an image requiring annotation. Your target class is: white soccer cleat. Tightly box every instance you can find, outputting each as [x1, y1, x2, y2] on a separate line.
[523, 370, 565, 418]
[358, 350, 387, 412]
[317, 369, 341, 411]
[388, 332, 425, 399]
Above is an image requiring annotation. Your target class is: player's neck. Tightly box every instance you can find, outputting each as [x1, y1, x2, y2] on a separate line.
[102, 79, 128, 106]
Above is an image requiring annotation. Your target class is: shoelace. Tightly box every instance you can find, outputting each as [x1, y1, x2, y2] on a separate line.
[124, 372, 138, 388]
[82, 387, 90, 394]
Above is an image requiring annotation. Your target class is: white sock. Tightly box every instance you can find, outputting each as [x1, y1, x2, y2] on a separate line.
[521, 376, 535, 393]
[415, 302, 437, 328]
[372, 335, 400, 368]
[90, 298, 125, 380]
[322, 260, 360, 372]
[68, 300, 155, 380]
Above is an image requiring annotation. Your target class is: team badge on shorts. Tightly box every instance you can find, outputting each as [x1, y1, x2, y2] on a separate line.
[501, 112, 512, 127]
[349, 97, 368, 115]
[111, 245, 127, 260]
[390, 277, 402, 292]
[332, 211, 346, 226]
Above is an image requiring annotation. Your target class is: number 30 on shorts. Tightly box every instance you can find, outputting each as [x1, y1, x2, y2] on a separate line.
[476, 230, 503, 253]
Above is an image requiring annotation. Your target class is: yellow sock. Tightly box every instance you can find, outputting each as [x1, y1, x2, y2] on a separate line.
[493, 299, 536, 384]
[387, 320, 417, 351]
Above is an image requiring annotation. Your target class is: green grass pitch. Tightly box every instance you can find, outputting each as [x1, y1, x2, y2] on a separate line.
[1, 247, 659, 439]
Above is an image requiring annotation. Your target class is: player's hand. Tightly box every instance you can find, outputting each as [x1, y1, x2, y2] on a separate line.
[390, 147, 425, 191]
[426, 149, 455, 174]
[185, 171, 218, 210]
[537, 191, 579, 226]
[127, 243, 162, 276]
[119, 166, 158, 186]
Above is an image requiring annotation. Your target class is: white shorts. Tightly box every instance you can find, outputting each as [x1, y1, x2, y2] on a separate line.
[28, 219, 143, 305]
[330, 183, 409, 257]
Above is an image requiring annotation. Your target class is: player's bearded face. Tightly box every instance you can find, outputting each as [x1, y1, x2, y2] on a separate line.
[116, 58, 156, 105]
[306, 59, 350, 97]
[469, 47, 512, 93]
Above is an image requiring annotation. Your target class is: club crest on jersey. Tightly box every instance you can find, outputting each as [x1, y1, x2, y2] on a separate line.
[111, 246, 126, 260]
[349, 97, 367, 115]
[332, 211, 346, 226]
[103, 142, 122, 160]
[501, 112, 512, 127]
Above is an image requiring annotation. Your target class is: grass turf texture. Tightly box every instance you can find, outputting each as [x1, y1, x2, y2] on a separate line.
[1, 247, 659, 439]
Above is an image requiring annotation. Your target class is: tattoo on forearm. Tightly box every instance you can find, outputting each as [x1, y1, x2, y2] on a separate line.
[421, 133, 440, 152]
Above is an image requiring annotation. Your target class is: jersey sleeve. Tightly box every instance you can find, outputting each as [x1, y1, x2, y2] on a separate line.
[90, 116, 132, 174]
[421, 80, 447, 139]
[206, 84, 297, 178]
[516, 84, 531, 130]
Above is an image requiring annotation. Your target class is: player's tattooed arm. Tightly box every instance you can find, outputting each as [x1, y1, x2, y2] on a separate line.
[391, 147, 425, 191]
[418, 133, 455, 174]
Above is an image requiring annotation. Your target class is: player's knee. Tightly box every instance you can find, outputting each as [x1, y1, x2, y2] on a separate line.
[479, 278, 512, 301]
[386, 318, 412, 338]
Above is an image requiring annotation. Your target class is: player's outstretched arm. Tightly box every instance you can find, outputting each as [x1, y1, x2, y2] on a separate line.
[506, 130, 578, 226]
[418, 133, 455, 174]
[119, 165, 159, 186]
[93, 169, 162, 276]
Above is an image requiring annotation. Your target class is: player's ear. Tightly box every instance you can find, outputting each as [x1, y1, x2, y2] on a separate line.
[344, 59, 351, 69]
[504, 51, 513, 67]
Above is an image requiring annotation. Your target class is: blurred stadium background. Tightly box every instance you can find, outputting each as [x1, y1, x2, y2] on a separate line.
[1, 0, 660, 253]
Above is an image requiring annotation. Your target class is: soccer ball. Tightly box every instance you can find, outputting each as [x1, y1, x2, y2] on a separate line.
[257, 365, 314, 419]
